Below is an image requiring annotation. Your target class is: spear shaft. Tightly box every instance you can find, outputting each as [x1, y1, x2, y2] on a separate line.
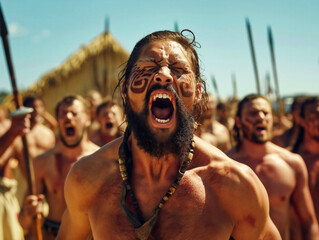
[211, 75, 220, 102]
[0, 4, 42, 239]
[268, 26, 284, 120]
[246, 18, 261, 94]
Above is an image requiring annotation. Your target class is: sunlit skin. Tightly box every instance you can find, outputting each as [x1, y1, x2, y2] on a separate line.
[90, 105, 123, 146]
[18, 98, 99, 240]
[297, 101, 319, 221]
[128, 40, 199, 112]
[58, 100, 90, 147]
[237, 98, 273, 144]
[227, 97, 319, 240]
[57, 39, 280, 240]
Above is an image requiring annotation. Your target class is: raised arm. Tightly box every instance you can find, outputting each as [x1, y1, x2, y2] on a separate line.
[291, 155, 319, 240]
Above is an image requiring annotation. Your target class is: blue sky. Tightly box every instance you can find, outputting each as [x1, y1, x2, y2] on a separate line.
[1, 0, 318, 99]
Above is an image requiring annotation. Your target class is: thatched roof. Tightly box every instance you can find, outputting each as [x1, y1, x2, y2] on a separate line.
[27, 31, 128, 95]
[3, 31, 129, 112]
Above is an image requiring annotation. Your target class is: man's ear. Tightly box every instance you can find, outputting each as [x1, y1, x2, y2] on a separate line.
[235, 116, 242, 129]
[194, 83, 202, 103]
[121, 82, 128, 105]
[85, 114, 92, 128]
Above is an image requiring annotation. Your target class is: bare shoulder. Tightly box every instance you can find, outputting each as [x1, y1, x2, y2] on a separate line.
[195, 137, 267, 205]
[270, 142, 306, 173]
[194, 137, 272, 234]
[64, 137, 123, 205]
[33, 147, 56, 175]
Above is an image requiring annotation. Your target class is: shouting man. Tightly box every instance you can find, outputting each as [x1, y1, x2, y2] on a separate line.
[19, 95, 99, 239]
[227, 94, 319, 240]
[57, 30, 280, 240]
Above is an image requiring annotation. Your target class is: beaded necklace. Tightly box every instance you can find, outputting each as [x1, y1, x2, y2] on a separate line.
[118, 136, 195, 240]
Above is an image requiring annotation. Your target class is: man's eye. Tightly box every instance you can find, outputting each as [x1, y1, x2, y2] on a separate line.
[171, 68, 184, 74]
[144, 66, 156, 71]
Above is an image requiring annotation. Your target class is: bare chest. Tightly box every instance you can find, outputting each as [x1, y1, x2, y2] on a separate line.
[44, 154, 76, 198]
[87, 175, 234, 240]
[253, 157, 296, 205]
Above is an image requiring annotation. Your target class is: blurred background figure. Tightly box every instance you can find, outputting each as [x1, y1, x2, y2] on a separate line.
[0, 105, 11, 136]
[197, 93, 231, 151]
[292, 96, 319, 221]
[216, 101, 235, 133]
[86, 90, 103, 132]
[89, 99, 124, 146]
[0, 111, 31, 240]
[272, 96, 308, 149]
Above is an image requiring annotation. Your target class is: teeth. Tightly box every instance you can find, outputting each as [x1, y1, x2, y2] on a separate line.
[155, 118, 170, 123]
[153, 93, 172, 101]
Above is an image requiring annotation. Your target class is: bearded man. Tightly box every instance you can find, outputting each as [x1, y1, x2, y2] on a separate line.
[57, 30, 280, 240]
[227, 94, 319, 240]
[18, 95, 99, 239]
[292, 96, 319, 222]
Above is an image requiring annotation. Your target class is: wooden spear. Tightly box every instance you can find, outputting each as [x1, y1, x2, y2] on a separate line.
[211, 75, 221, 102]
[246, 18, 261, 95]
[268, 26, 284, 123]
[0, 4, 42, 240]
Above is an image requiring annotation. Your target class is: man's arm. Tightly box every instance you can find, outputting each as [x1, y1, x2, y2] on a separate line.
[57, 159, 92, 239]
[18, 154, 46, 232]
[291, 155, 319, 240]
[229, 163, 281, 240]
[0, 114, 30, 166]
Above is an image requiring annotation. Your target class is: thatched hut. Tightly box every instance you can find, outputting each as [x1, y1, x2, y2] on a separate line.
[3, 31, 129, 115]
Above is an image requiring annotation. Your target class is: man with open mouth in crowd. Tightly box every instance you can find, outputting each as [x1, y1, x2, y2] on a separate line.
[19, 95, 99, 239]
[57, 30, 280, 240]
[89, 99, 124, 147]
[227, 94, 319, 240]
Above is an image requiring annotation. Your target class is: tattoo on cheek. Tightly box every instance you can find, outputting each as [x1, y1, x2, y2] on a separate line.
[179, 81, 194, 98]
[130, 68, 150, 94]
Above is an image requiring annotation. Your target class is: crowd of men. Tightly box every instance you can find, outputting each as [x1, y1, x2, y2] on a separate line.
[0, 29, 318, 240]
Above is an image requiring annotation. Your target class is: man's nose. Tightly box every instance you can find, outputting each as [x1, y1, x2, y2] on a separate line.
[65, 112, 73, 119]
[154, 66, 173, 84]
[257, 111, 265, 119]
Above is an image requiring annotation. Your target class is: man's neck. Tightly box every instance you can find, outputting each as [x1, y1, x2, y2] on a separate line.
[130, 135, 181, 185]
[240, 138, 270, 159]
[302, 133, 319, 154]
[59, 135, 90, 160]
[100, 132, 118, 145]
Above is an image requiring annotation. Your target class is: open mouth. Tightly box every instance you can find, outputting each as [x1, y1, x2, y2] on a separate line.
[150, 92, 174, 124]
[65, 126, 75, 136]
[105, 122, 114, 129]
[255, 125, 266, 133]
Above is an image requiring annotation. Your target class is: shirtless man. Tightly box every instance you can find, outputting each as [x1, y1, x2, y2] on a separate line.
[18, 95, 99, 239]
[200, 93, 232, 151]
[89, 99, 123, 146]
[227, 94, 319, 240]
[292, 96, 319, 221]
[57, 30, 280, 240]
[0, 111, 31, 240]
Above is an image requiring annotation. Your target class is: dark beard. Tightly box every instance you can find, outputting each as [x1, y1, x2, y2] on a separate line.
[125, 84, 195, 159]
[59, 131, 84, 148]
